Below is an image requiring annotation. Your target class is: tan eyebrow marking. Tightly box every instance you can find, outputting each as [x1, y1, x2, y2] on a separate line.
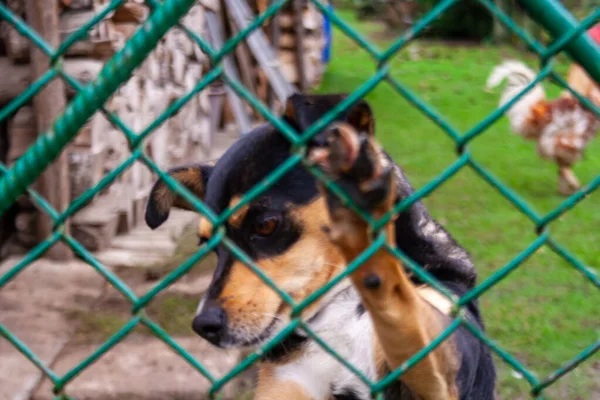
[228, 195, 250, 229]
[197, 195, 250, 239]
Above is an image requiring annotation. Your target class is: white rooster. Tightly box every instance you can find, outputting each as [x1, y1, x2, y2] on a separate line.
[486, 60, 599, 195]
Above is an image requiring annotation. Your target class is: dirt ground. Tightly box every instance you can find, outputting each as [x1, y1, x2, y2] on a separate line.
[0, 213, 254, 400]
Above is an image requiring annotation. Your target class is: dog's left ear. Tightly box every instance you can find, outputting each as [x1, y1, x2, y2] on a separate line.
[283, 93, 375, 137]
[145, 163, 214, 230]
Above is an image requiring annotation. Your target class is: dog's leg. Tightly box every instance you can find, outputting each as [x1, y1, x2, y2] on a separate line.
[253, 366, 313, 400]
[309, 123, 458, 400]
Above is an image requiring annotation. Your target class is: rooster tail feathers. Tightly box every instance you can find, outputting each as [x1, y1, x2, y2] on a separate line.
[486, 60, 538, 90]
[487, 60, 548, 138]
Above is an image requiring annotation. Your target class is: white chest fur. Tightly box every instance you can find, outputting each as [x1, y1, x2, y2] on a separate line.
[274, 285, 378, 400]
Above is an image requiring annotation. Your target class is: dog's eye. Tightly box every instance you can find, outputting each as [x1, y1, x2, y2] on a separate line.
[253, 216, 278, 237]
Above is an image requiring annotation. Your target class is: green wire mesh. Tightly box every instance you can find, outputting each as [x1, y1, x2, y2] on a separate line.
[0, 0, 599, 399]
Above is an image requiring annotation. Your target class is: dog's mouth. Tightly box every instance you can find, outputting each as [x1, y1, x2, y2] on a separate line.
[232, 312, 283, 348]
[225, 312, 310, 362]
[213, 300, 289, 349]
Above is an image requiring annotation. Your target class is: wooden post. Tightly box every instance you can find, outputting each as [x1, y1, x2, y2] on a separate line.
[292, 0, 307, 92]
[26, 0, 73, 260]
[268, 0, 280, 111]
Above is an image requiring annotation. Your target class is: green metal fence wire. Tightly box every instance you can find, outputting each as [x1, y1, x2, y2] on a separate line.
[0, 0, 598, 398]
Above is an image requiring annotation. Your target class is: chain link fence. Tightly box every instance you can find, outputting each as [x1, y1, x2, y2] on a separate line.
[0, 0, 599, 398]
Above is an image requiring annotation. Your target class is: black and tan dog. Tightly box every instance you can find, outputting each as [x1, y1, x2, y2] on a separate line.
[145, 94, 496, 399]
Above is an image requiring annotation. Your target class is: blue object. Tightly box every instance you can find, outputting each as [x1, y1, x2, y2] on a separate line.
[322, 3, 333, 64]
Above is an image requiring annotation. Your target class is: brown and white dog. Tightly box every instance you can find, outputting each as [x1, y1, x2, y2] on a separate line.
[145, 94, 496, 399]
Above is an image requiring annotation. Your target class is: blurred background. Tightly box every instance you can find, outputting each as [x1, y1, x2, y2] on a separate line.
[0, 0, 598, 399]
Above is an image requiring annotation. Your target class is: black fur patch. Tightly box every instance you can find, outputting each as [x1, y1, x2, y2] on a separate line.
[332, 388, 363, 400]
[381, 378, 417, 399]
[362, 273, 381, 289]
[356, 303, 366, 317]
[389, 161, 477, 288]
[205, 248, 234, 302]
[261, 332, 308, 363]
[203, 125, 318, 215]
[283, 93, 374, 143]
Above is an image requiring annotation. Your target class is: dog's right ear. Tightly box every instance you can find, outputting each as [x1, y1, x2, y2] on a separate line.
[145, 163, 214, 229]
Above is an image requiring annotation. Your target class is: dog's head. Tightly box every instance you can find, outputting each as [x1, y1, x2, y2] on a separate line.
[145, 93, 476, 349]
[145, 94, 376, 348]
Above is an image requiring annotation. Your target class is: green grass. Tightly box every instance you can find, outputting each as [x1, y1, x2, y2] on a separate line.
[68, 293, 200, 344]
[315, 9, 600, 400]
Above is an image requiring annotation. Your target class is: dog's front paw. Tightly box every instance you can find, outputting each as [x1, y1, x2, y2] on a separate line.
[308, 123, 394, 255]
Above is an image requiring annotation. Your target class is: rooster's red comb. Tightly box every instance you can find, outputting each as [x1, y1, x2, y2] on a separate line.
[588, 23, 600, 44]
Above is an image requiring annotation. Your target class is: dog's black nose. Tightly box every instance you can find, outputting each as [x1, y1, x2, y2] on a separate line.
[192, 305, 227, 345]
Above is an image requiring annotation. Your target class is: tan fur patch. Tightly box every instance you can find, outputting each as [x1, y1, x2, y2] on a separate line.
[153, 184, 174, 215]
[197, 196, 249, 239]
[347, 102, 375, 136]
[364, 267, 460, 399]
[373, 334, 388, 379]
[173, 168, 205, 204]
[325, 190, 459, 398]
[416, 286, 453, 316]
[228, 195, 250, 228]
[361, 113, 371, 129]
[255, 365, 312, 399]
[284, 99, 296, 122]
[154, 167, 206, 213]
[198, 217, 213, 239]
